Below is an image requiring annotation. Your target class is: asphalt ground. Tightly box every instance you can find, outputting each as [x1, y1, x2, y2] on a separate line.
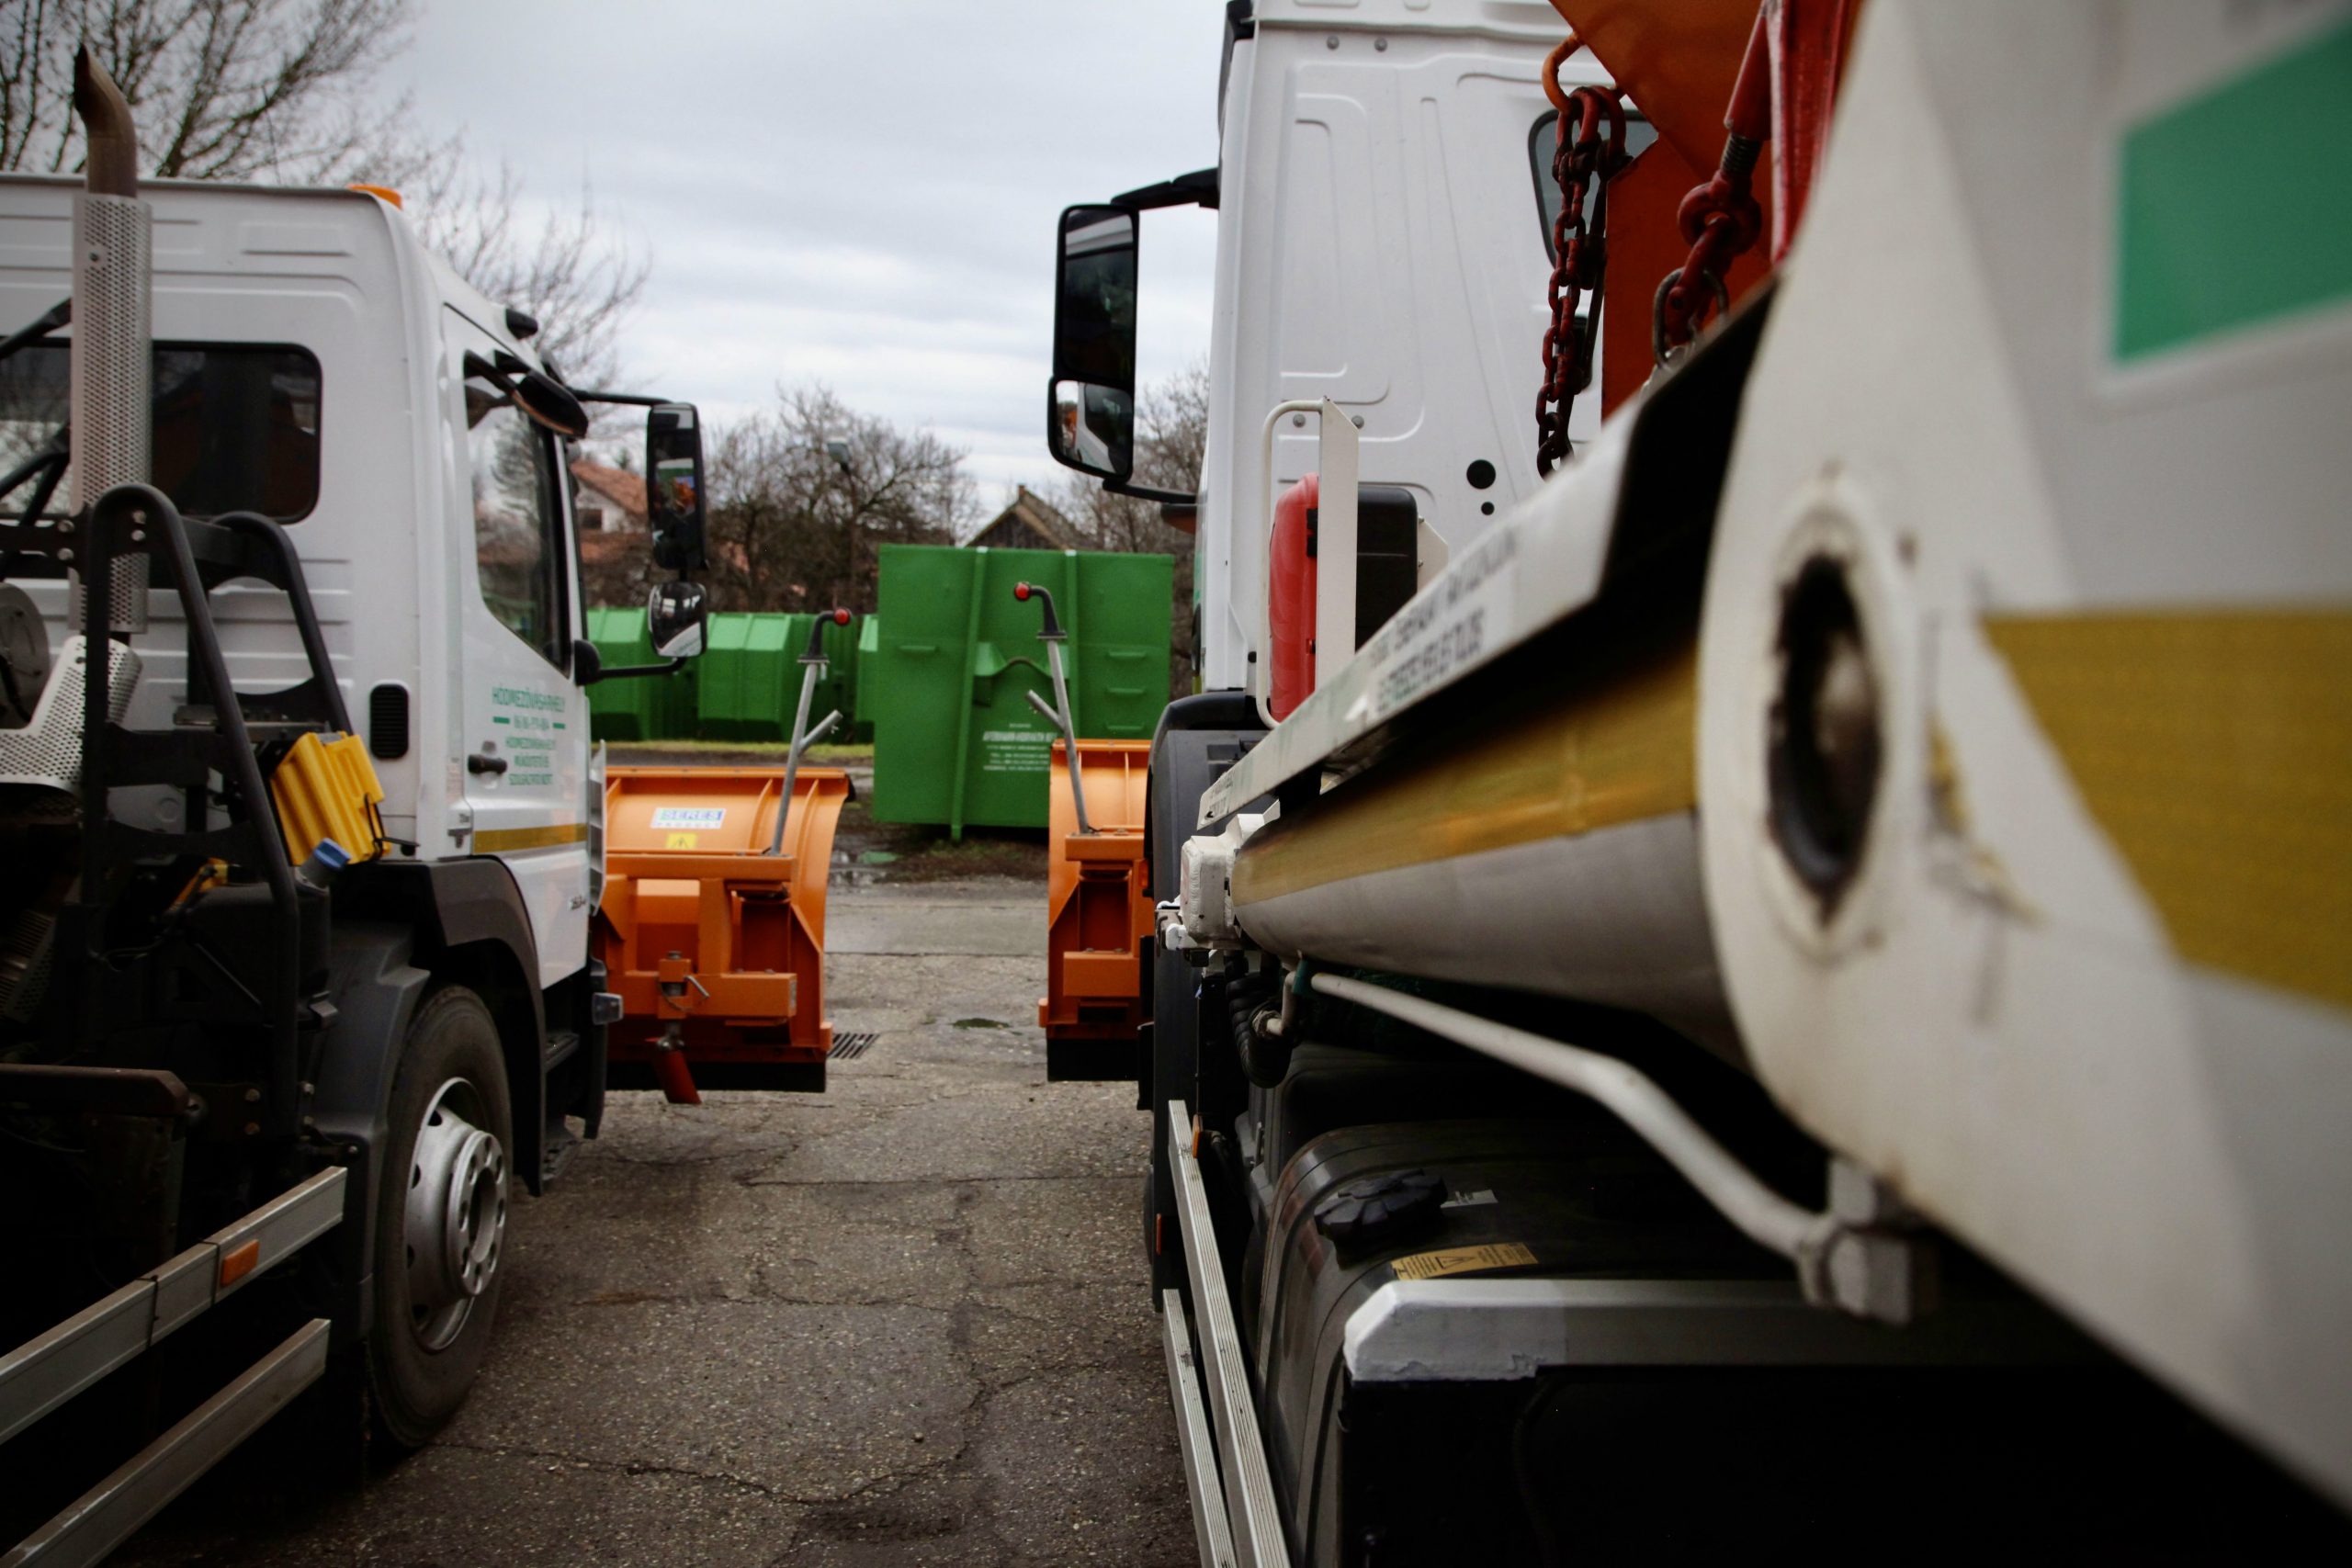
[119, 876, 1195, 1566]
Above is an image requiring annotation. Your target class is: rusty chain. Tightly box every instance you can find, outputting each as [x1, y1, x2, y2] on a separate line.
[1535, 61, 1631, 479]
[1653, 130, 1763, 366]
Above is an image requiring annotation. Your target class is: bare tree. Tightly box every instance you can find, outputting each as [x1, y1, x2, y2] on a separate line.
[1, 0, 411, 180]
[2, 0, 649, 387]
[1048, 359, 1208, 686]
[405, 159, 649, 389]
[628, 384, 975, 615]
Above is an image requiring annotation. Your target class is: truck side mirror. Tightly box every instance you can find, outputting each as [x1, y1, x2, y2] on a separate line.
[1046, 204, 1138, 482]
[647, 402, 709, 573]
[648, 579, 709, 660]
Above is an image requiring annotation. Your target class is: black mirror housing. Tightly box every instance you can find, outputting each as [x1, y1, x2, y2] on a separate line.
[1047, 204, 1139, 481]
[647, 403, 709, 573]
[648, 579, 709, 660]
[514, 369, 590, 438]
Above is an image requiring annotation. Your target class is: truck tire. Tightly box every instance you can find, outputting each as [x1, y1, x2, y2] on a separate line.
[368, 984, 514, 1448]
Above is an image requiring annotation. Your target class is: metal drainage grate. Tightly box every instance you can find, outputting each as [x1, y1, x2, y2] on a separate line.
[831, 1032, 878, 1060]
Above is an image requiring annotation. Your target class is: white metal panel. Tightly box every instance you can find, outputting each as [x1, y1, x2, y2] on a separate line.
[1699, 0, 2352, 1507]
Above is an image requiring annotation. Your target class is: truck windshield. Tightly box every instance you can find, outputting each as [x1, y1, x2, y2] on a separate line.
[0, 342, 322, 521]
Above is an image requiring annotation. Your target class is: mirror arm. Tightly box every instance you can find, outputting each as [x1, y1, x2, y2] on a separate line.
[1102, 477, 1193, 506]
[1111, 166, 1219, 211]
[570, 388, 670, 408]
[583, 657, 686, 686]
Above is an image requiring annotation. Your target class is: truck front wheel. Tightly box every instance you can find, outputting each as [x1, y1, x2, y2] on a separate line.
[368, 985, 514, 1448]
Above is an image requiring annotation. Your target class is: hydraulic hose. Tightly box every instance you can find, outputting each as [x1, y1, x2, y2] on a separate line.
[1307, 971, 1839, 1265]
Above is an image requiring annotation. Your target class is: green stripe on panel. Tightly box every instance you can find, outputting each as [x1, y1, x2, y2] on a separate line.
[2115, 18, 2352, 361]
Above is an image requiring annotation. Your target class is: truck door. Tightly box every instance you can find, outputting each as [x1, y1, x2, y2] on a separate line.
[446, 310, 594, 989]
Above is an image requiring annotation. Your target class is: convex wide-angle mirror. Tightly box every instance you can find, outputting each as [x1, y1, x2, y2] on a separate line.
[1046, 204, 1138, 481]
[648, 579, 709, 660]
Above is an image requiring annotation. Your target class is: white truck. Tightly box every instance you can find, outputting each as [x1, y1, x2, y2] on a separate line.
[0, 55, 715, 1562]
[1046, 2, 2352, 1562]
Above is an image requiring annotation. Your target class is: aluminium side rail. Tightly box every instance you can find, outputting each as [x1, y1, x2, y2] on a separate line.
[0, 1168, 347, 1567]
[1168, 1098, 1292, 1568]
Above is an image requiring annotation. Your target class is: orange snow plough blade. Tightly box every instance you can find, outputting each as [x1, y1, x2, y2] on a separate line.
[1038, 739, 1152, 1081]
[595, 765, 849, 1102]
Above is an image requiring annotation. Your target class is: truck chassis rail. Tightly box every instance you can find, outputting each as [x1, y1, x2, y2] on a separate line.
[0, 1168, 346, 1565]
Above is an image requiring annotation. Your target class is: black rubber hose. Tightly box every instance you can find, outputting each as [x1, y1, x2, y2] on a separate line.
[1228, 969, 1289, 1089]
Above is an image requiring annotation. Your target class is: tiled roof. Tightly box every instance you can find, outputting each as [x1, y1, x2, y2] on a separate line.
[570, 458, 647, 522]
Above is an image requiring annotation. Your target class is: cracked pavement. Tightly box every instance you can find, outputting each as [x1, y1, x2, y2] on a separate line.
[122, 878, 1194, 1566]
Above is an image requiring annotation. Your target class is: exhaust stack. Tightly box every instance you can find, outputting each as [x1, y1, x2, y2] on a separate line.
[68, 46, 152, 636]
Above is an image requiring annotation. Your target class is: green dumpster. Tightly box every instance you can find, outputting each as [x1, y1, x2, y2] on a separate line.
[696, 613, 796, 741]
[585, 605, 695, 741]
[865, 544, 1171, 834]
[834, 614, 872, 743]
[854, 615, 881, 740]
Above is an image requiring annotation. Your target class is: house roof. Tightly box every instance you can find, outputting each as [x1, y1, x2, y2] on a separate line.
[570, 459, 647, 521]
[580, 529, 637, 567]
[968, 485, 1079, 550]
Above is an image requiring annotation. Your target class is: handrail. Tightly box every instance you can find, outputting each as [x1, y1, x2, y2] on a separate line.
[1254, 398, 1359, 728]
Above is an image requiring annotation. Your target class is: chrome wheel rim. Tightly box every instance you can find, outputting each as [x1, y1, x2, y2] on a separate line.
[404, 1076, 507, 1351]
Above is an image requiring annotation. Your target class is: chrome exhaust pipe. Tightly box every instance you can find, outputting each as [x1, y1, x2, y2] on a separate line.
[68, 46, 153, 637]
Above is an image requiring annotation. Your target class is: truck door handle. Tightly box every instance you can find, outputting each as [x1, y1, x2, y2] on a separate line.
[468, 753, 509, 775]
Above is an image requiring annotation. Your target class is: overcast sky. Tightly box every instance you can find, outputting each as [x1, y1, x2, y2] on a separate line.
[388, 0, 1226, 505]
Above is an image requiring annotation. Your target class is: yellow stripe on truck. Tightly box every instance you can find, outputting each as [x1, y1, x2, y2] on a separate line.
[473, 821, 592, 853]
[1984, 608, 2352, 1012]
[1232, 640, 1697, 908]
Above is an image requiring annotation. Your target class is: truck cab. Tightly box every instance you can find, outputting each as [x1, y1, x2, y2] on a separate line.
[0, 175, 653, 981]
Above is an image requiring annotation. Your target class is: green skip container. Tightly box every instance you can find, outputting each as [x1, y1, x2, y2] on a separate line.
[797, 612, 866, 742]
[695, 613, 796, 740]
[694, 612, 865, 743]
[585, 605, 696, 741]
[865, 544, 1171, 834]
